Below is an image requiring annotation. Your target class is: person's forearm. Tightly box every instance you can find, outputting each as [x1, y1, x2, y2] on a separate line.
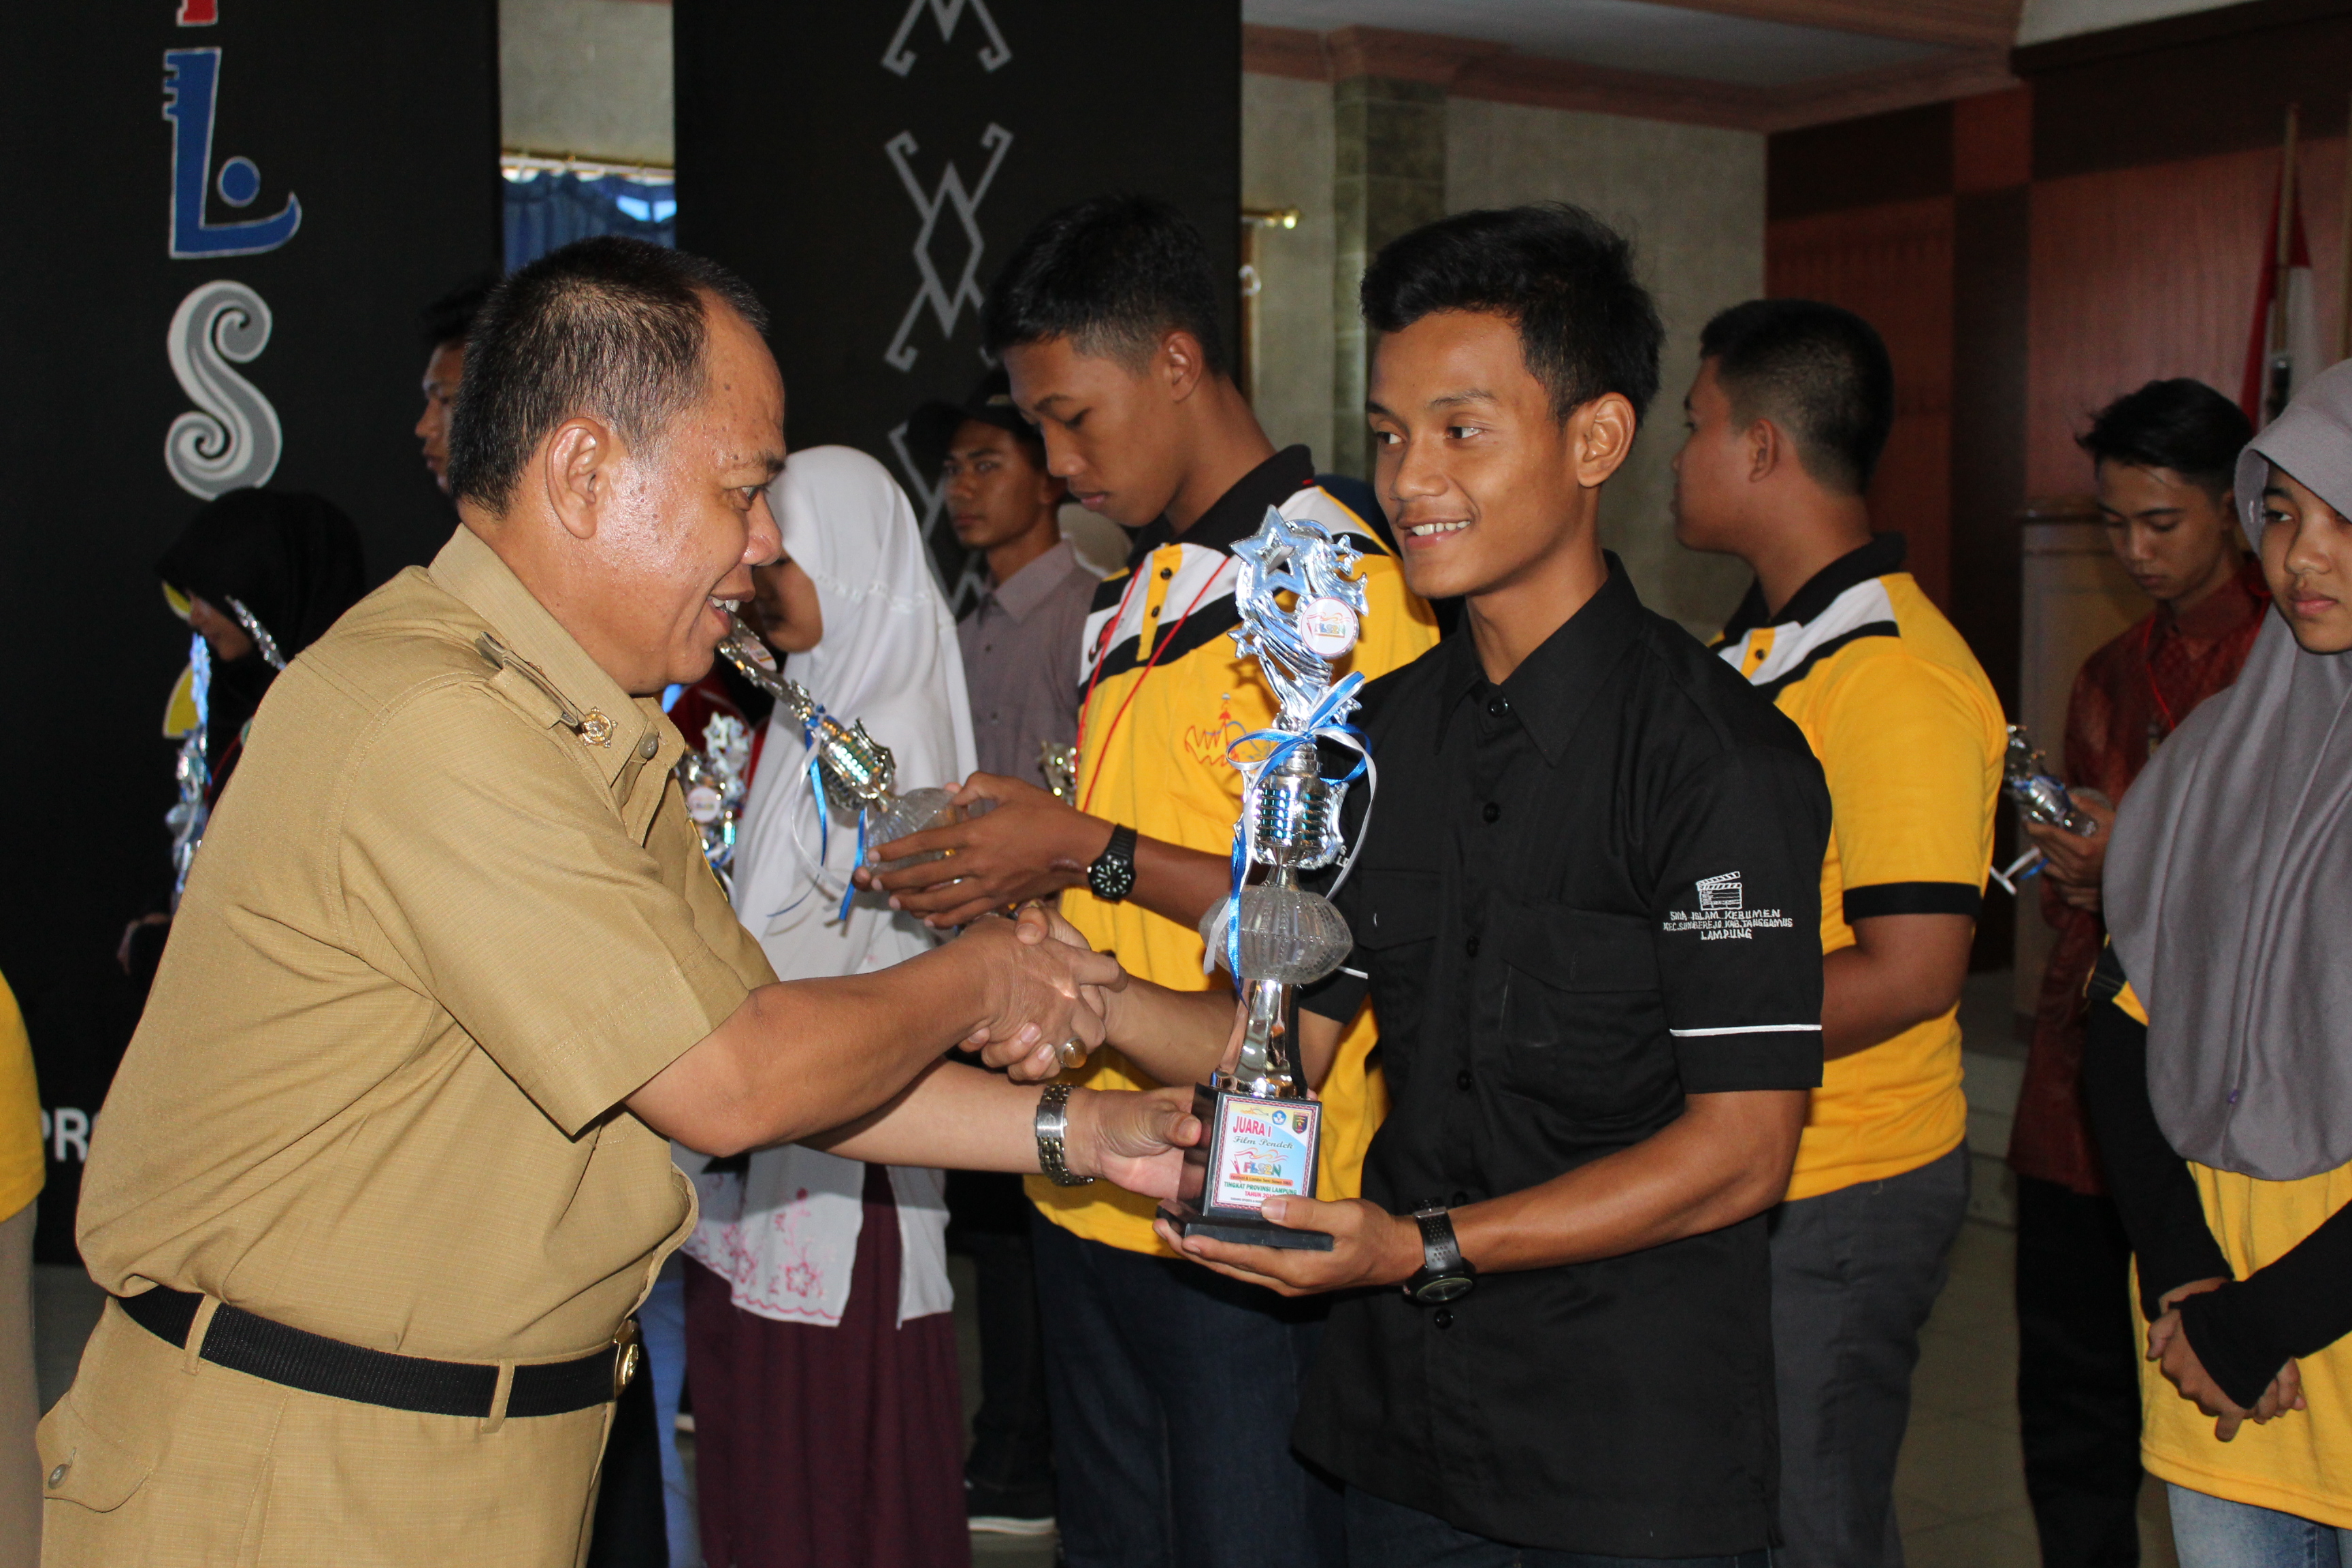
[651, 939, 1002, 1155]
[1127, 836, 1232, 930]
[2080, 997, 2232, 1313]
[1448, 1091, 1806, 1274]
[1097, 977, 1237, 1088]
[811, 1060, 1049, 1171]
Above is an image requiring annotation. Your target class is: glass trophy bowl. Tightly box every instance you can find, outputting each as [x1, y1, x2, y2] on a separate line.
[1233, 883, 1352, 986]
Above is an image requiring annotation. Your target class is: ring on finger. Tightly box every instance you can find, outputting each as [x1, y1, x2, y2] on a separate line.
[1056, 1039, 1087, 1068]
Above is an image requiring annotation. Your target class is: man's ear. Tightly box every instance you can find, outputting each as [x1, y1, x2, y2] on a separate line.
[1571, 393, 1639, 489]
[1158, 329, 1208, 404]
[1746, 419, 1784, 485]
[542, 416, 614, 542]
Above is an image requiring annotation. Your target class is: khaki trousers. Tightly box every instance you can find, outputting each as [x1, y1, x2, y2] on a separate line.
[1, 1199, 37, 1568]
[39, 1299, 615, 1567]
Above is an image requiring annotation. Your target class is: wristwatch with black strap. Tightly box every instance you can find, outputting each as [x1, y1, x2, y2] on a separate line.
[1403, 1204, 1476, 1305]
[1086, 823, 1139, 902]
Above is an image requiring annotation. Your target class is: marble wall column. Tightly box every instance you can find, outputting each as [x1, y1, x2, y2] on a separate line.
[1330, 76, 1448, 477]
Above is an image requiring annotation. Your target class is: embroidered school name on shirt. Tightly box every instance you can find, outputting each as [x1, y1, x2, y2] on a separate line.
[1663, 872, 1794, 940]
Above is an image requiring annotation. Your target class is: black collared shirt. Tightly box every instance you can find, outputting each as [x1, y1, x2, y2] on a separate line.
[1295, 558, 1830, 1556]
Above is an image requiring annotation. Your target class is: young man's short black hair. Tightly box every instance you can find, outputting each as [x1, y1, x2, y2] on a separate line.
[1358, 203, 1663, 422]
[419, 272, 498, 353]
[2077, 378, 2251, 497]
[448, 236, 768, 513]
[1698, 299, 1894, 496]
[982, 193, 1228, 375]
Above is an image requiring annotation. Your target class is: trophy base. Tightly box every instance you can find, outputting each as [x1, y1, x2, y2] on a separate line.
[1159, 1197, 1335, 1251]
[1158, 1081, 1332, 1252]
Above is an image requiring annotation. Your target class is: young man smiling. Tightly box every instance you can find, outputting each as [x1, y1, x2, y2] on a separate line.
[865, 195, 1436, 1568]
[1122, 204, 1833, 1566]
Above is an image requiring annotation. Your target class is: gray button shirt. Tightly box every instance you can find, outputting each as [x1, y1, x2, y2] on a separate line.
[956, 538, 1101, 786]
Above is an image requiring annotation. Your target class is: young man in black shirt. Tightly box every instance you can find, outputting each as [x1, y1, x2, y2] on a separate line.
[1039, 204, 1833, 1564]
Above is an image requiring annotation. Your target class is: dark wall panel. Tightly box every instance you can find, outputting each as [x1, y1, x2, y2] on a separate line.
[1950, 185, 2031, 973]
[1767, 198, 1956, 607]
[0, 1, 502, 1260]
[2021, 0, 2352, 180]
[674, 0, 1241, 592]
[1768, 103, 1953, 222]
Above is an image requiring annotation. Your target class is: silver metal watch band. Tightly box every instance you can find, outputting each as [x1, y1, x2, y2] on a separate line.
[1035, 1083, 1095, 1187]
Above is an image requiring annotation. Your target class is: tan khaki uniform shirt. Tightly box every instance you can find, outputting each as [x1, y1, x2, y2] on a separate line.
[42, 527, 773, 1566]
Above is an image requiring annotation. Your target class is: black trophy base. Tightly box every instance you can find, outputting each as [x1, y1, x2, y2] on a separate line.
[1158, 1080, 1333, 1251]
[1159, 1196, 1335, 1251]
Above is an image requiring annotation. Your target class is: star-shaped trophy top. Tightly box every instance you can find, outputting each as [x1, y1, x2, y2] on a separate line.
[1230, 506, 1368, 730]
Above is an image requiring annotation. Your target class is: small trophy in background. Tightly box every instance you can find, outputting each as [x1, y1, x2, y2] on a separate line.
[1989, 724, 2104, 894]
[678, 712, 752, 893]
[1041, 740, 1078, 803]
[1160, 507, 1370, 1252]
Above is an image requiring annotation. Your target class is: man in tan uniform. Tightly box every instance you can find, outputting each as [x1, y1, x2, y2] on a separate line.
[40, 238, 1182, 1567]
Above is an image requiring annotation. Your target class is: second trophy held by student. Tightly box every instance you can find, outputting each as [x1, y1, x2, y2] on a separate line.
[1160, 507, 1372, 1251]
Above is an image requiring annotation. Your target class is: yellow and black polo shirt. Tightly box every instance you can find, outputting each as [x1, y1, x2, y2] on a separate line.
[1712, 532, 2004, 1201]
[1035, 444, 1441, 1255]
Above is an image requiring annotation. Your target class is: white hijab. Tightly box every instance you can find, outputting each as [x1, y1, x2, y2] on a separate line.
[682, 446, 978, 1327]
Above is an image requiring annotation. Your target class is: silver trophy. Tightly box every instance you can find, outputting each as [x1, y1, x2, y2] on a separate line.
[716, 611, 967, 872]
[1989, 724, 2101, 894]
[677, 711, 753, 893]
[161, 598, 287, 907]
[1161, 507, 1369, 1251]
[164, 633, 212, 909]
[2003, 725, 2098, 836]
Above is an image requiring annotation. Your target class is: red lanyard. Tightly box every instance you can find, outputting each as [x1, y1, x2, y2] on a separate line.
[2138, 616, 2178, 738]
[1073, 556, 1221, 814]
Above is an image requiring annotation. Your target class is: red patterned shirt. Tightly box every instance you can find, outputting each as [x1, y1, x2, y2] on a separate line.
[2010, 559, 2268, 1192]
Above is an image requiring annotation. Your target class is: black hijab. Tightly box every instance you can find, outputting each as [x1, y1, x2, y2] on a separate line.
[157, 487, 365, 778]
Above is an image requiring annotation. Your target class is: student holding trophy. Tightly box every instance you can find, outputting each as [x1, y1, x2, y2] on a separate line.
[1002, 206, 1833, 1566]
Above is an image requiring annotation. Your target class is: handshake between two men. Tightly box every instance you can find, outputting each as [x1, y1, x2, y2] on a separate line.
[630, 898, 1408, 1296]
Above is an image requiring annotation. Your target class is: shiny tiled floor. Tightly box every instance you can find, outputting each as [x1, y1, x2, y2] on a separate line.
[1896, 1218, 2179, 1568]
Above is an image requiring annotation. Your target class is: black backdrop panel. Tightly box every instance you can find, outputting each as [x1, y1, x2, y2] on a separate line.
[0, 1, 502, 1260]
[674, 0, 1241, 589]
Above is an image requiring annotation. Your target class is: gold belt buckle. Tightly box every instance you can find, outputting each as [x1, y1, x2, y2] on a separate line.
[611, 1317, 642, 1399]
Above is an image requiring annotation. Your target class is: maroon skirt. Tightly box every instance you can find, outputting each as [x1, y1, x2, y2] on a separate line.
[684, 1164, 970, 1568]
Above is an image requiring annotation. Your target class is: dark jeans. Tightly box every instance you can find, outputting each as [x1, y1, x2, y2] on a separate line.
[1029, 1210, 1342, 1568]
[1769, 1143, 1971, 1568]
[2014, 1175, 2144, 1568]
[1346, 1488, 1772, 1567]
[953, 1188, 1054, 1507]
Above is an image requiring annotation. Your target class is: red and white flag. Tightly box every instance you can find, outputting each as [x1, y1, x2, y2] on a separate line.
[2242, 169, 2325, 427]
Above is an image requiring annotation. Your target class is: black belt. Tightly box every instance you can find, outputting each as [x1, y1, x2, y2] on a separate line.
[118, 1286, 637, 1418]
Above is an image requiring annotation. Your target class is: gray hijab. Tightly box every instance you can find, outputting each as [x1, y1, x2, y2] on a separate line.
[2105, 359, 2352, 1181]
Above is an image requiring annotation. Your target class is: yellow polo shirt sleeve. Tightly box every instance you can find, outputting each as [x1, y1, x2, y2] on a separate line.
[1786, 642, 2002, 1199]
[1817, 649, 1998, 920]
[0, 973, 41, 1222]
[337, 681, 755, 1137]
